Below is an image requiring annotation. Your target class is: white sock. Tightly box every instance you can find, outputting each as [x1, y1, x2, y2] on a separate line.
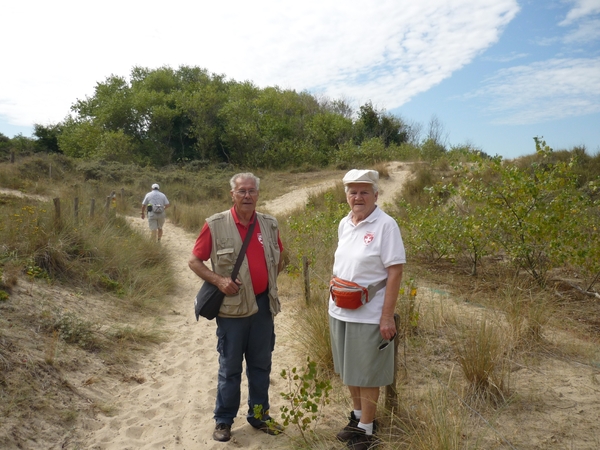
[353, 409, 362, 420]
[358, 421, 373, 435]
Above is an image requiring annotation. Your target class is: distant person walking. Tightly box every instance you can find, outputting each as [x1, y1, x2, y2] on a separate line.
[141, 183, 170, 242]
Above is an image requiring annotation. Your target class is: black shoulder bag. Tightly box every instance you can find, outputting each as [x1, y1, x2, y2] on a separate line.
[194, 219, 256, 321]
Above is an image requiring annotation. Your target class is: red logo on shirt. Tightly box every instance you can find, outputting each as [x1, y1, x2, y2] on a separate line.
[364, 233, 375, 245]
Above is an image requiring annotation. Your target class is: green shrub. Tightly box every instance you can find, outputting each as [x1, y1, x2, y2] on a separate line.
[279, 357, 332, 442]
[41, 309, 99, 350]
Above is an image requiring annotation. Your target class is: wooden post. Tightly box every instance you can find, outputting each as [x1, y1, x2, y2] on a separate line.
[105, 196, 111, 212]
[120, 188, 125, 210]
[49, 164, 52, 179]
[385, 313, 401, 412]
[53, 198, 61, 225]
[73, 197, 79, 222]
[10, 151, 15, 163]
[302, 256, 310, 305]
[90, 198, 95, 218]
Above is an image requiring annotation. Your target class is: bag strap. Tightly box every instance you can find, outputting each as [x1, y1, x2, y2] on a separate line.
[230, 217, 257, 281]
[367, 278, 387, 298]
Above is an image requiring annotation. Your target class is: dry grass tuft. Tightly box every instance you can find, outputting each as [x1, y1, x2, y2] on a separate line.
[451, 317, 511, 406]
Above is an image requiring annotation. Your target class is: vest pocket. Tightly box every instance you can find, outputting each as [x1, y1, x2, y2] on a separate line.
[220, 292, 243, 316]
[216, 248, 235, 273]
[220, 287, 258, 317]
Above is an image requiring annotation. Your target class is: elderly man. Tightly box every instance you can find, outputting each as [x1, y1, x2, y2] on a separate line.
[141, 183, 170, 242]
[188, 172, 285, 442]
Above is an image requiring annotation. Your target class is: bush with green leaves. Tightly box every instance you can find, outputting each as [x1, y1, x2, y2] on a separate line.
[396, 139, 600, 290]
[456, 138, 593, 285]
[279, 357, 332, 442]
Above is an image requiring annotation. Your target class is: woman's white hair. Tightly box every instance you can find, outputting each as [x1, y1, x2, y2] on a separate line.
[344, 182, 379, 194]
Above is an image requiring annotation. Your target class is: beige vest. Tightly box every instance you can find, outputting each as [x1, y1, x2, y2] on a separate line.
[206, 210, 281, 318]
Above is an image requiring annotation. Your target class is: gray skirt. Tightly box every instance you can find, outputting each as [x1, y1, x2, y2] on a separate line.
[329, 316, 394, 387]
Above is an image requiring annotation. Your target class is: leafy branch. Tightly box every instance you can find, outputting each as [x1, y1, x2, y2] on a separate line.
[279, 357, 332, 442]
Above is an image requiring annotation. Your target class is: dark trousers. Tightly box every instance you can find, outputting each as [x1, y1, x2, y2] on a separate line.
[213, 291, 275, 425]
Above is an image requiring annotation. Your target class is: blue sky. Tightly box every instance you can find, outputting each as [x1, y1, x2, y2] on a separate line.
[1, 0, 599, 159]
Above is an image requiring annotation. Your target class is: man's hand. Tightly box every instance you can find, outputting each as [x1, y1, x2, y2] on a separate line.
[189, 255, 242, 295]
[218, 276, 242, 295]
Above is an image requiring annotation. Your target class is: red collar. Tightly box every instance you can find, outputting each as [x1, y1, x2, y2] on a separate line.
[231, 207, 256, 227]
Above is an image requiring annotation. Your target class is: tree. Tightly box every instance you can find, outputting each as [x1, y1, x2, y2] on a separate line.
[354, 102, 408, 146]
[33, 123, 62, 153]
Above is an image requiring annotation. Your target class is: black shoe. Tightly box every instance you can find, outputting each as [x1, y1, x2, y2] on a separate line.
[337, 412, 378, 442]
[346, 428, 380, 450]
[251, 418, 285, 435]
[336, 411, 360, 441]
[213, 423, 231, 442]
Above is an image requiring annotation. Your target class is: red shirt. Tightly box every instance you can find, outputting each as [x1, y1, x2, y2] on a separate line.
[192, 208, 283, 294]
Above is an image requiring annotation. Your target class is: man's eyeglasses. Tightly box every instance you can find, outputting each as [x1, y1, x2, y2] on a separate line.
[234, 189, 258, 197]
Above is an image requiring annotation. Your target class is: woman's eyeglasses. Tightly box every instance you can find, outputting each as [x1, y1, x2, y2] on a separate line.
[378, 334, 397, 351]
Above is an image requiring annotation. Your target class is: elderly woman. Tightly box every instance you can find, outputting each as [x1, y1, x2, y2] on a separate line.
[329, 169, 405, 450]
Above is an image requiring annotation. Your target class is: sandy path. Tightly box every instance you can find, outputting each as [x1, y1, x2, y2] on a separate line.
[261, 162, 413, 215]
[81, 217, 302, 449]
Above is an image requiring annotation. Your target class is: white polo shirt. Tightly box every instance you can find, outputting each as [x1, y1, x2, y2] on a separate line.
[328, 206, 406, 324]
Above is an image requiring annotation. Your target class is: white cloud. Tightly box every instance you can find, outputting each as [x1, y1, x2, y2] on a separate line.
[482, 52, 529, 63]
[560, 0, 600, 25]
[470, 58, 600, 124]
[563, 18, 600, 43]
[0, 0, 519, 127]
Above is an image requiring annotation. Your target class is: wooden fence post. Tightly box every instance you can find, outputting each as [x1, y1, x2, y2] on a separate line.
[105, 196, 111, 213]
[73, 197, 79, 222]
[385, 313, 401, 412]
[10, 151, 15, 163]
[53, 198, 61, 226]
[90, 198, 95, 218]
[302, 256, 310, 305]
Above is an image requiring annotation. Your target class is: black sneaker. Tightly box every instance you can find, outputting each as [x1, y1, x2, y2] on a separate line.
[337, 412, 378, 442]
[346, 428, 380, 450]
[212, 423, 231, 442]
[336, 411, 360, 441]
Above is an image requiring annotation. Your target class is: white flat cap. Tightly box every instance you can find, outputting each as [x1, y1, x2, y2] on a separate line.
[342, 169, 379, 185]
[152, 183, 160, 190]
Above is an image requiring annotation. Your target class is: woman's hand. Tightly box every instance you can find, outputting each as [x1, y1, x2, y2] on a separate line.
[379, 314, 397, 340]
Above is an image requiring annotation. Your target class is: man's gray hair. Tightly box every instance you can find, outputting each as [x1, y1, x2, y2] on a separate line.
[230, 172, 260, 190]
